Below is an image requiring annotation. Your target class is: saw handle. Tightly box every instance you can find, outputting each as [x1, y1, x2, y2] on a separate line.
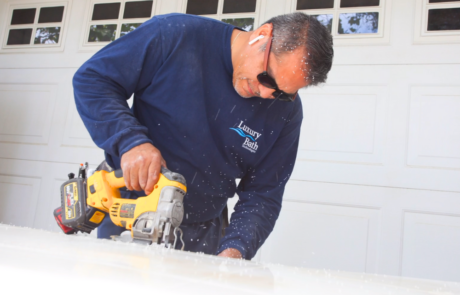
[105, 167, 172, 190]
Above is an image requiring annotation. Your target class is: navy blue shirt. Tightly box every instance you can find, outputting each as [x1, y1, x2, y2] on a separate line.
[73, 13, 303, 259]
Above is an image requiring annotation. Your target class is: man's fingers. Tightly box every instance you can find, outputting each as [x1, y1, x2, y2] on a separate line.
[122, 164, 133, 191]
[129, 159, 142, 191]
[145, 162, 160, 195]
[138, 159, 149, 192]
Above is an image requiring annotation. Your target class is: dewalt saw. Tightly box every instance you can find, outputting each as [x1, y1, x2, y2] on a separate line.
[53, 163, 187, 249]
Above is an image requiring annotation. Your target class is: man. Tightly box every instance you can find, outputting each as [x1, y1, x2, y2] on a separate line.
[73, 12, 333, 259]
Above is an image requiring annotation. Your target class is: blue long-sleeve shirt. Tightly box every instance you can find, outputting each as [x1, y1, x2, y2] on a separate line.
[73, 13, 303, 259]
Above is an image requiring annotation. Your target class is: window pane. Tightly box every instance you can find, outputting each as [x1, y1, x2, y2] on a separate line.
[186, 0, 218, 15]
[38, 6, 64, 23]
[123, 1, 153, 19]
[7, 28, 33, 45]
[121, 23, 142, 37]
[297, 0, 334, 10]
[11, 8, 36, 25]
[338, 12, 379, 34]
[312, 14, 333, 33]
[88, 24, 117, 42]
[340, 0, 380, 8]
[92, 3, 121, 20]
[221, 18, 254, 31]
[223, 0, 256, 13]
[34, 27, 61, 44]
[428, 8, 460, 31]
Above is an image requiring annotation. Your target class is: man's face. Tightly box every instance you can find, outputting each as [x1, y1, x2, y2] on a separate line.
[233, 38, 309, 100]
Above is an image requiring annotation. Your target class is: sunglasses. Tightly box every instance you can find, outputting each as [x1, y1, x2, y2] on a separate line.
[256, 32, 297, 102]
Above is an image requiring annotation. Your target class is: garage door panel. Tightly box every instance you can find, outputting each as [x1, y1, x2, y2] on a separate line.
[260, 200, 380, 273]
[0, 84, 57, 144]
[401, 212, 460, 282]
[299, 85, 387, 165]
[407, 86, 460, 170]
[0, 174, 41, 227]
[61, 101, 98, 148]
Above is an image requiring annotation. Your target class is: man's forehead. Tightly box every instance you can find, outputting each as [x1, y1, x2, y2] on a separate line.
[271, 52, 310, 90]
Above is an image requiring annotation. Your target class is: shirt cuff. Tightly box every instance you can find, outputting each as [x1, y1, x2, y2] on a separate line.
[217, 239, 248, 260]
[117, 130, 153, 157]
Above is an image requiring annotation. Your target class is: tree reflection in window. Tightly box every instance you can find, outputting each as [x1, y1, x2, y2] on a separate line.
[338, 12, 378, 34]
[34, 27, 61, 44]
[221, 18, 254, 31]
[120, 23, 141, 37]
[313, 14, 333, 33]
[88, 24, 117, 42]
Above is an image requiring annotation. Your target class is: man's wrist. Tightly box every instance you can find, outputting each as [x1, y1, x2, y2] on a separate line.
[217, 248, 242, 259]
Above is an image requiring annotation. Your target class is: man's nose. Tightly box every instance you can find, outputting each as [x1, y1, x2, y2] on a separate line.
[258, 84, 275, 99]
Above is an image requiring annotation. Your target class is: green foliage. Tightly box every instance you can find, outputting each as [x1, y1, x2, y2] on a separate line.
[120, 23, 142, 37]
[34, 27, 61, 44]
[88, 25, 117, 42]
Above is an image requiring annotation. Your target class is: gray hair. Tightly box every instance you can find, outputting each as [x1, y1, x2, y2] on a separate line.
[262, 12, 334, 87]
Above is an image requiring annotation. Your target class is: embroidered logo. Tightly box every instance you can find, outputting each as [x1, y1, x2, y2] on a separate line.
[230, 121, 262, 153]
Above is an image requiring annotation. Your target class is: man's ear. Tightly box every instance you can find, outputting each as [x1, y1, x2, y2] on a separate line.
[250, 23, 273, 41]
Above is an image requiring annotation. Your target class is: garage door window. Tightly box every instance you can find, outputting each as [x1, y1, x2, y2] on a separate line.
[414, 0, 460, 43]
[3, 4, 66, 49]
[84, 0, 155, 45]
[294, 0, 384, 37]
[185, 0, 259, 31]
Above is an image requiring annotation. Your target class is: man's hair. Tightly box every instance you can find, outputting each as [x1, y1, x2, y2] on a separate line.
[262, 12, 334, 87]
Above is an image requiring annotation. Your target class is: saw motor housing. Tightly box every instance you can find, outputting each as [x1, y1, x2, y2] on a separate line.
[59, 165, 187, 246]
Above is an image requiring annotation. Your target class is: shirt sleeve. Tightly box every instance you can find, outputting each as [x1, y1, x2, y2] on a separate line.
[217, 99, 304, 260]
[73, 18, 165, 157]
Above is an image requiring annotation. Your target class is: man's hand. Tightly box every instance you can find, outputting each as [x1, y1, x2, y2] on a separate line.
[218, 248, 242, 259]
[120, 143, 166, 195]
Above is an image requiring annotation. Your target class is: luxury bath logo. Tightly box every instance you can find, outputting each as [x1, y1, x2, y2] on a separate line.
[230, 121, 262, 153]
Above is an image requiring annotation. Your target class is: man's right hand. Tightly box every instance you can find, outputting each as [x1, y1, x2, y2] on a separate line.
[120, 143, 166, 195]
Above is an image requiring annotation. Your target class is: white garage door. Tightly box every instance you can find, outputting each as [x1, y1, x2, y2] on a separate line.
[0, 0, 459, 282]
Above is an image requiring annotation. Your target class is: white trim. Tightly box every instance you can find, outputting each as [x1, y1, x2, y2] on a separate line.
[79, 0, 158, 52]
[181, 0, 265, 29]
[0, 0, 71, 54]
[292, 0, 391, 46]
[413, 0, 460, 44]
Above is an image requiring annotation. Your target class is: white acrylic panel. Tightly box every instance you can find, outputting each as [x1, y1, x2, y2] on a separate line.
[298, 85, 387, 165]
[260, 200, 380, 273]
[407, 86, 460, 170]
[401, 212, 460, 282]
[0, 84, 57, 144]
[0, 175, 41, 227]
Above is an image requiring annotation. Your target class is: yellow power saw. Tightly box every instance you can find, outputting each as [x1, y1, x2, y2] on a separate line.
[53, 163, 187, 248]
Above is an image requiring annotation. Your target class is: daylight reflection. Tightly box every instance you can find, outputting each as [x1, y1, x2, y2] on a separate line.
[222, 18, 254, 31]
[338, 12, 379, 34]
[313, 14, 333, 33]
[34, 27, 60, 44]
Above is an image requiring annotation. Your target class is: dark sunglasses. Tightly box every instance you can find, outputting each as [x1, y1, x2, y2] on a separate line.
[256, 32, 297, 102]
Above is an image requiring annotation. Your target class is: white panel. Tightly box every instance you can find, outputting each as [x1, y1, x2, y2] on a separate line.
[0, 84, 57, 144]
[260, 200, 380, 273]
[401, 212, 460, 282]
[2, 225, 460, 295]
[0, 175, 41, 227]
[407, 86, 460, 170]
[297, 85, 387, 165]
[302, 94, 377, 153]
[61, 103, 97, 148]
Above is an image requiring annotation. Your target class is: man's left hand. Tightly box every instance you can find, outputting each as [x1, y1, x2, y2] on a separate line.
[218, 248, 242, 259]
